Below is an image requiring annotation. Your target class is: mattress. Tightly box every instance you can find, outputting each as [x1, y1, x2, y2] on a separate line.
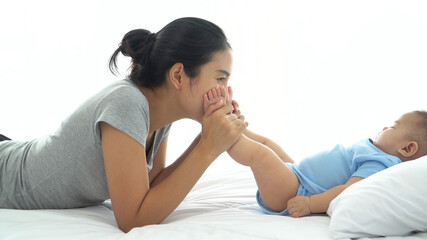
[1, 158, 426, 240]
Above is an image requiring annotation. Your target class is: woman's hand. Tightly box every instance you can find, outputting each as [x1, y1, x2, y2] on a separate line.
[200, 86, 246, 159]
[230, 100, 245, 124]
[226, 86, 246, 125]
[200, 102, 246, 159]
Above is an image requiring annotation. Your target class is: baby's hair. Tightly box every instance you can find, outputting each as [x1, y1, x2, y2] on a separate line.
[413, 110, 427, 157]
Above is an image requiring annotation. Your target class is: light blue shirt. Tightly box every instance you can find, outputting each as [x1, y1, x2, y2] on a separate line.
[257, 138, 402, 215]
[287, 138, 402, 195]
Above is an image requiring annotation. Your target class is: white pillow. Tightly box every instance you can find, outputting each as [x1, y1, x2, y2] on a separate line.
[327, 156, 427, 239]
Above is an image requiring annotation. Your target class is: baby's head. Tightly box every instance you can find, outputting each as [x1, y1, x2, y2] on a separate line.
[374, 110, 427, 162]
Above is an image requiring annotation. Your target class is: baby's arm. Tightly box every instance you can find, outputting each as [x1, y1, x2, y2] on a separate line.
[243, 129, 294, 164]
[287, 176, 363, 217]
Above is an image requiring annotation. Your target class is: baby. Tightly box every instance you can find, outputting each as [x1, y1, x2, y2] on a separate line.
[204, 86, 427, 217]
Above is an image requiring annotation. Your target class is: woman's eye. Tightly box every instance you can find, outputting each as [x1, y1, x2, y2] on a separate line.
[217, 78, 226, 81]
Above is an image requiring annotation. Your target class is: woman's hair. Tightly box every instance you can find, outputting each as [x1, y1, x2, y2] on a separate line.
[109, 17, 231, 88]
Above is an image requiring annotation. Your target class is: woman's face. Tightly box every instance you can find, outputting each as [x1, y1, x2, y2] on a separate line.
[184, 49, 233, 122]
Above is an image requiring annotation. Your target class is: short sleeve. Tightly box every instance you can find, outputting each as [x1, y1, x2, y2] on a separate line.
[349, 139, 402, 179]
[94, 86, 149, 148]
[352, 160, 388, 178]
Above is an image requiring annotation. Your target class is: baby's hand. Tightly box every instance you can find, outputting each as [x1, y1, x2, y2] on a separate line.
[287, 196, 311, 218]
[203, 86, 230, 114]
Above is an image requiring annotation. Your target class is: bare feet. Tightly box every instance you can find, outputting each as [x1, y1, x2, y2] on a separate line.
[203, 86, 233, 113]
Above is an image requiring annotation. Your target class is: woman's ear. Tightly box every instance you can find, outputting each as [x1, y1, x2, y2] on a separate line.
[169, 63, 189, 90]
[398, 141, 419, 158]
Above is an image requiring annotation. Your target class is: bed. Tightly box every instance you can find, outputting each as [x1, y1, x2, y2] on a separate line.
[1, 156, 427, 240]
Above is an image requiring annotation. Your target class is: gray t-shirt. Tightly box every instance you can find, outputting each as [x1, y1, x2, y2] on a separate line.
[0, 79, 171, 209]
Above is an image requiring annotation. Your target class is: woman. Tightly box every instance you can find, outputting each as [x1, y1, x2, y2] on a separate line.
[0, 17, 246, 232]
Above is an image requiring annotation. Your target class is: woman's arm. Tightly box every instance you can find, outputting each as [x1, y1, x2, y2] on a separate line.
[287, 176, 364, 217]
[101, 104, 245, 232]
[101, 123, 214, 232]
[149, 133, 201, 188]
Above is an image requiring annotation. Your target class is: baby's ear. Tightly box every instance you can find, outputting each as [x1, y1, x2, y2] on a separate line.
[398, 141, 419, 158]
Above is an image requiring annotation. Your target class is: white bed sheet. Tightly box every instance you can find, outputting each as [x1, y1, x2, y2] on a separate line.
[1, 160, 427, 240]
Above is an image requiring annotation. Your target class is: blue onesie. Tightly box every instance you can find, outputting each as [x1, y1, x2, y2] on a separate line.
[257, 138, 402, 215]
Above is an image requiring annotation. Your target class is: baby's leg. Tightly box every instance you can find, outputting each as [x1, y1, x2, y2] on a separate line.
[205, 87, 299, 212]
[228, 135, 299, 212]
[243, 129, 295, 164]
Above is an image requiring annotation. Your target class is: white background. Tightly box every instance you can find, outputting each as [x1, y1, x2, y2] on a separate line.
[1, 0, 426, 172]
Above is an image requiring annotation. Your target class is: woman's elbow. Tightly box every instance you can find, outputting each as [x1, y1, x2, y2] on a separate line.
[118, 224, 133, 233]
[118, 222, 157, 233]
[117, 216, 159, 233]
[117, 217, 137, 233]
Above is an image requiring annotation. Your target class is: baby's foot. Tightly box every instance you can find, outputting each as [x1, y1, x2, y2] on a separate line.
[203, 86, 229, 113]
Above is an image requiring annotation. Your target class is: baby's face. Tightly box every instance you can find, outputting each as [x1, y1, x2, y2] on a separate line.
[374, 112, 420, 157]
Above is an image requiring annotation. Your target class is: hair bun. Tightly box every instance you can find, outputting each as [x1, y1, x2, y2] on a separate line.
[146, 33, 156, 44]
[120, 29, 154, 60]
